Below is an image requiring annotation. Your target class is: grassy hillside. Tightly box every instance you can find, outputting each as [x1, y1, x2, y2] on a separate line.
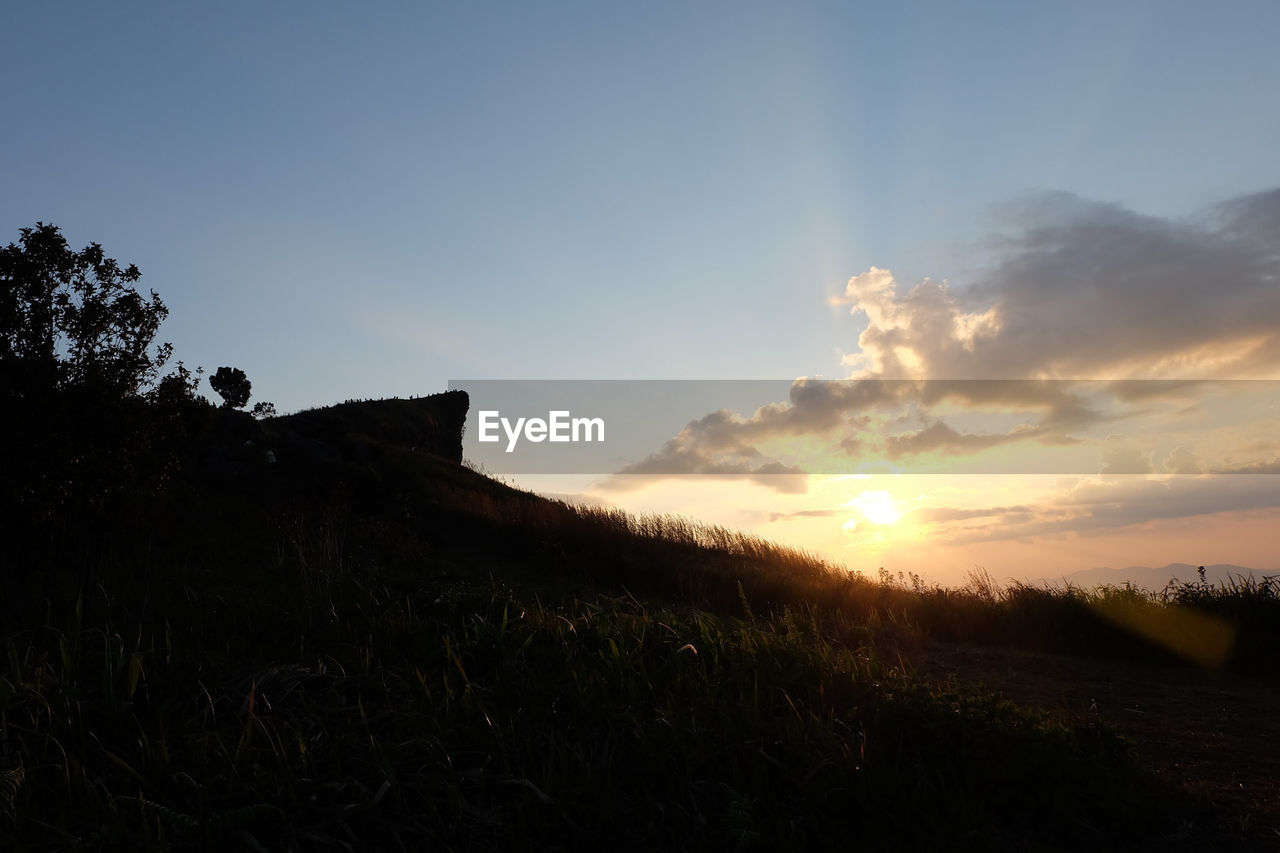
[2, 396, 1274, 850]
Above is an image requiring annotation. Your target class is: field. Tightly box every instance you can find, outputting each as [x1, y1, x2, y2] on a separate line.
[3, 402, 1278, 850]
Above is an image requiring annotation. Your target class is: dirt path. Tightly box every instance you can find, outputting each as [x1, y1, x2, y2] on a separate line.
[905, 641, 1280, 847]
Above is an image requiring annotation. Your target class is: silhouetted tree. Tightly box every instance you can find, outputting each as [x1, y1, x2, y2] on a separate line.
[251, 400, 277, 419]
[150, 360, 204, 409]
[210, 366, 252, 409]
[0, 222, 173, 406]
[0, 223, 202, 549]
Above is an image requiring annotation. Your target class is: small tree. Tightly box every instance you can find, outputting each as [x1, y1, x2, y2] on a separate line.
[0, 222, 172, 405]
[0, 223, 200, 552]
[210, 366, 251, 409]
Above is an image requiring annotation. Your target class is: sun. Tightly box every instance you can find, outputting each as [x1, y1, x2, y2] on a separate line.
[850, 490, 902, 525]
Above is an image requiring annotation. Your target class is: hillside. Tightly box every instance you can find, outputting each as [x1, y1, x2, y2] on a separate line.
[3, 394, 1277, 850]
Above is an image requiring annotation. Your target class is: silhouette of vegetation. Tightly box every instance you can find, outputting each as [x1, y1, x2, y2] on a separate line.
[3, 224, 1275, 848]
[5, 382, 1270, 847]
[0, 222, 172, 403]
[0, 224, 207, 568]
[209, 365, 251, 409]
[250, 400, 277, 419]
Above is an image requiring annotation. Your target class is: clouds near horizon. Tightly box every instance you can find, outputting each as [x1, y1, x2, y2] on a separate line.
[602, 188, 1280, 552]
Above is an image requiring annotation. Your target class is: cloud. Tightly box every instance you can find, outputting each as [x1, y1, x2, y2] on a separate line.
[594, 378, 1121, 492]
[1214, 459, 1280, 474]
[767, 508, 842, 523]
[905, 505, 1033, 524]
[836, 189, 1280, 381]
[1209, 187, 1280, 252]
[1106, 379, 1210, 403]
[1162, 446, 1202, 475]
[600, 424, 810, 493]
[833, 268, 1001, 377]
[602, 188, 1280, 492]
[1099, 437, 1154, 475]
[922, 474, 1280, 545]
[884, 421, 1012, 458]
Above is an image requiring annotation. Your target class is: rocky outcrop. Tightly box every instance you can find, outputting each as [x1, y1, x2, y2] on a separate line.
[270, 390, 469, 466]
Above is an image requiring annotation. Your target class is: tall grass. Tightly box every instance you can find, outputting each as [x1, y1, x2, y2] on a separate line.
[0, 567, 1210, 850]
[434, 467, 1280, 673]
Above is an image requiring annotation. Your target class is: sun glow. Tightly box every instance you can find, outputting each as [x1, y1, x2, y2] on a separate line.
[849, 490, 902, 525]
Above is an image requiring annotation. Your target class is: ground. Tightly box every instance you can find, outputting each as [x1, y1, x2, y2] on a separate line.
[910, 640, 1280, 847]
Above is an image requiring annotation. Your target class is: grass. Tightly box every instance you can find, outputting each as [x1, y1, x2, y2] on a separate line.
[415, 461, 1280, 674]
[0, 568, 1209, 851]
[3, 398, 1275, 849]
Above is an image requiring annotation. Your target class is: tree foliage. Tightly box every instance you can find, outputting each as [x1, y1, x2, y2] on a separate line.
[0, 222, 174, 406]
[0, 223, 203, 534]
[251, 400, 278, 419]
[210, 366, 252, 409]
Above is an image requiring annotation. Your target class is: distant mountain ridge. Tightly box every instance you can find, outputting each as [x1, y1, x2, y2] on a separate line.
[1042, 563, 1278, 592]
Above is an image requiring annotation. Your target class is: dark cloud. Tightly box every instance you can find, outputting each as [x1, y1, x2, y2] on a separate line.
[959, 190, 1280, 380]
[884, 421, 1012, 458]
[1210, 188, 1280, 251]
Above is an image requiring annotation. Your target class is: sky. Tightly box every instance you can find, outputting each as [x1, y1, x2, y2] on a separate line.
[5, 2, 1280, 586]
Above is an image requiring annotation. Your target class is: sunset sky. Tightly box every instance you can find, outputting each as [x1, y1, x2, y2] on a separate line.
[5, 2, 1279, 586]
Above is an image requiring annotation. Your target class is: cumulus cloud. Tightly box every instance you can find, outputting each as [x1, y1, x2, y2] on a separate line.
[832, 268, 1001, 377]
[599, 188, 1280, 493]
[836, 189, 1280, 381]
